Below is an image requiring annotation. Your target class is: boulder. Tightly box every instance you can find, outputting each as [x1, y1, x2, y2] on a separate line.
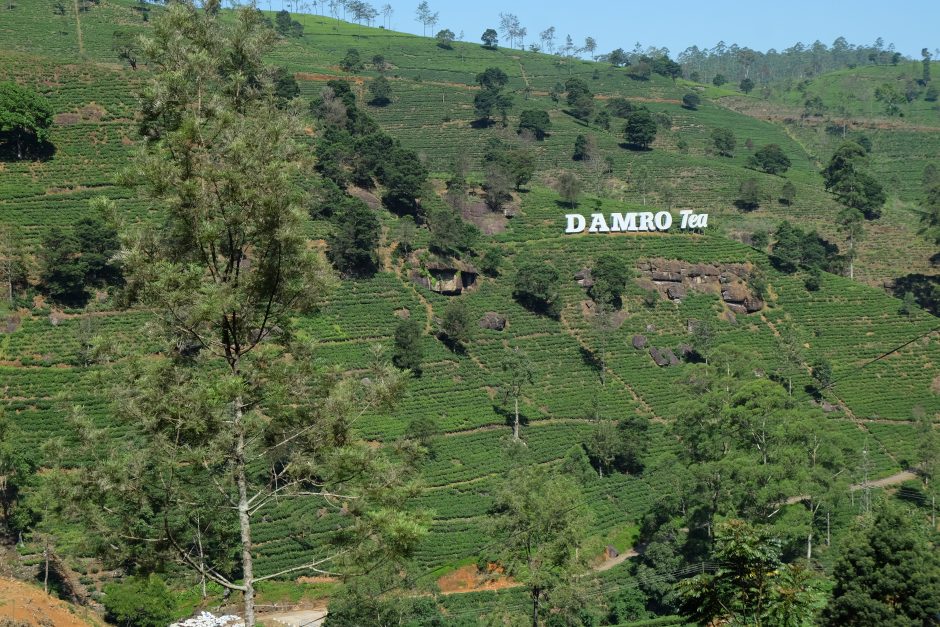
[574, 268, 594, 288]
[651, 270, 683, 282]
[479, 312, 507, 331]
[722, 310, 738, 325]
[632, 334, 647, 350]
[666, 284, 687, 301]
[650, 347, 670, 367]
[664, 348, 680, 366]
[605, 545, 619, 558]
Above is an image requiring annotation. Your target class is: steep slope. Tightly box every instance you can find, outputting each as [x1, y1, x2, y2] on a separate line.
[0, 0, 937, 600]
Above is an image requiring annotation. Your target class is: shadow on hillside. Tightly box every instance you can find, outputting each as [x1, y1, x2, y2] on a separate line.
[470, 118, 496, 130]
[891, 273, 939, 315]
[492, 404, 529, 432]
[618, 142, 652, 152]
[0, 140, 56, 162]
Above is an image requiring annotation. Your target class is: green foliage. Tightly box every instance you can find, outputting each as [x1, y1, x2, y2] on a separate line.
[712, 73, 727, 87]
[439, 298, 473, 350]
[710, 127, 736, 157]
[483, 140, 534, 191]
[517, 109, 551, 140]
[823, 502, 940, 626]
[780, 180, 797, 206]
[368, 75, 392, 106]
[565, 77, 595, 121]
[393, 318, 423, 375]
[874, 83, 903, 116]
[749, 144, 791, 174]
[38, 213, 121, 307]
[478, 246, 503, 277]
[919, 182, 940, 246]
[681, 93, 700, 110]
[274, 9, 303, 38]
[513, 261, 561, 316]
[736, 177, 761, 211]
[555, 171, 581, 208]
[480, 28, 498, 49]
[103, 574, 175, 627]
[0, 410, 35, 526]
[328, 199, 381, 276]
[428, 205, 478, 258]
[679, 519, 825, 626]
[435, 29, 454, 50]
[111, 30, 140, 70]
[486, 466, 591, 623]
[325, 568, 445, 626]
[0, 81, 53, 159]
[771, 220, 841, 274]
[624, 109, 657, 149]
[271, 66, 300, 107]
[739, 77, 755, 94]
[572, 133, 593, 161]
[590, 252, 631, 307]
[340, 47, 363, 72]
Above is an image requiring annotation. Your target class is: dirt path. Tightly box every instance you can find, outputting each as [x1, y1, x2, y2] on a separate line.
[593, 548, 639, 572]
[0, 577, 101, 626]
[72, 0, 84, 56]
[782, 470, 920, 505]
[262, 608, 328, 627]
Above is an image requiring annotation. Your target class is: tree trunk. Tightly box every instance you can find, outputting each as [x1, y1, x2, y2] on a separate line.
[513, 397, 520, 440]
[806, 531, 812, 560]
[43, 542, 49, 594]
[235, 400, 256, 627]
[531, 588, 539, 627]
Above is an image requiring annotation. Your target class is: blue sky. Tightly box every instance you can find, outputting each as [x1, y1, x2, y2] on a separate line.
[264, 0, 938, 58]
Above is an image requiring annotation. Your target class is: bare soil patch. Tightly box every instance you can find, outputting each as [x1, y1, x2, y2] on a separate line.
[0, 577, 100, 626]
[437, 564, 519, 594]
[461, 199, 508, 234]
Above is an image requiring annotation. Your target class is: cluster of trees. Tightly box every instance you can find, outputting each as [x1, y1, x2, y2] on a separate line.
[676, 37, 934, 86]
[771, 220, 842, 277]
[274, 9, 304, 37]
[310, 79, 427, 273]
[481, 137, 534, 210]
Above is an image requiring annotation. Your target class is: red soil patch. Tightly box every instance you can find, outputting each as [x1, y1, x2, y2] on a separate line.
[437, 564, 519, 594]
[0, 577, 100, 626]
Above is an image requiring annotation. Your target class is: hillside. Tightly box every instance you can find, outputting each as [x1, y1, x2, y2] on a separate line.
[0, 1, 938, 624]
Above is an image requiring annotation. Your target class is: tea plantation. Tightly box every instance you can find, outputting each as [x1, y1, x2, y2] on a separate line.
[0, 0, 937, 621]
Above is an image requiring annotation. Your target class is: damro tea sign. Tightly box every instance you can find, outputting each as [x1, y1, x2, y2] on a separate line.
[565, 210, 709, 234]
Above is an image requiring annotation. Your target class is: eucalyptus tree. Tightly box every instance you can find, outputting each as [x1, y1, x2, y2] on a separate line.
[71, 4, 424, 625]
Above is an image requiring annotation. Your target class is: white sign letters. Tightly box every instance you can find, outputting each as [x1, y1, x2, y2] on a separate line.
[565, 210, 708, 234]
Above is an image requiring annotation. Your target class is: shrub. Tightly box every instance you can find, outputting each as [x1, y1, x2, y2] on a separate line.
[103, 575, 175, 627]
[681, 93, 700, 110]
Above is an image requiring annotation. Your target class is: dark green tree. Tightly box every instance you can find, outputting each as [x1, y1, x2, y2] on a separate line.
[736, 178, 761, 211]
[38, 227, 88, 307]
[392, 318, 423, 375]
[518, 109, 551, 139]
[272, 66, 300, 107]
[681, 93, 701, 110]
[739, 77, 755, 93]
[481, 28, 498, 48]
[513, 261, 561, 316]
[428, 205, 478, 258]
[920, 181, 940, 245]
[590, 253, 631, 307]
[780, 180, 797, 206]
[340, 48, 363, 72]
[367, 75, 392, 106]
[328, 199, 381, 276]
[823, 502, 940, 626]
[712, 73, 727, 86]
[572, 134, 593, 161]
[0, 81, 54, 160]
[473, 87, 513, 125]
[435, 28, 455, 49]
[749, 144, 791, 174]
[623, 109, 657, 149]
[438, 298, 473, 350]
[565, 77, 595, 121]
[711, 127, 736, 157]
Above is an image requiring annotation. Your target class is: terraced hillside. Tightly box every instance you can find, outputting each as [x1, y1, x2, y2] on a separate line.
[0, 0, 938, 617]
